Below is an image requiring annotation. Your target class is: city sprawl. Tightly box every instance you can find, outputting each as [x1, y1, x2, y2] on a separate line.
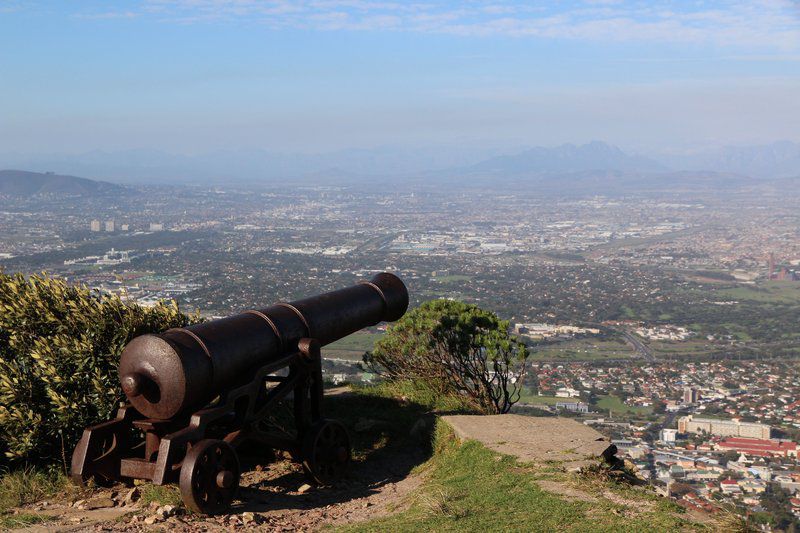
[1, 181, 799, 521]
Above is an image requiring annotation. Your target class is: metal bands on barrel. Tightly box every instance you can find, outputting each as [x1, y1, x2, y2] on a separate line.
[243, 310, 284, 351]
[275, 302, 312, 339]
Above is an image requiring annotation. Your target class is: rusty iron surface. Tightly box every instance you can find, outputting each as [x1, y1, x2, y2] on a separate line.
[118, 272, 408, 420]
[71, 273, 409, 515]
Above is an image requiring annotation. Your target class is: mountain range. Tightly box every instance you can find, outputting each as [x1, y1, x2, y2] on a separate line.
[467, 141, 666, 175]
[657, 141, 800, 179]
[0, 170, 125, 197]
[0, 141, 797, 191]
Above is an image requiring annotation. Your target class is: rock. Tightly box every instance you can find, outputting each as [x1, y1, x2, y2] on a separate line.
[83, 496, 115, 510]
[123, 487, 141, 505]
[144, 515, 161, 525]
[242, 511, 262, 525]
[73, 499, 86, 508]
[362, 500, 372, 508]
[297, 483, 314, 494]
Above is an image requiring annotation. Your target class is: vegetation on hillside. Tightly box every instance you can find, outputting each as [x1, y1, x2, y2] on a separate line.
[0, 272, 191, 465]
[366, 299, 529, 414]
[341, 420, 704, 533]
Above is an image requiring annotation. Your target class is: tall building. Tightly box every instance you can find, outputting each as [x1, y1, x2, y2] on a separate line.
[105, 220, 115, 232]
[683, 387, 699, 404]
[90, 220, 101, 232]
[678, 415, 771, 439]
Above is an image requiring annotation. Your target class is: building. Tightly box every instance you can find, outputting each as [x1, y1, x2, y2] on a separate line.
[556, 401, 589, 413]
[105, 220, 115, 232]
[678, 415, 771, 439]
[120, 224, 129, 231]
[716, 437, 798, 458]
[555, 387, 580, 398]
[660, 428, 678, 443]
[683, 387, 700, 404]
[720, 478, 742, 495]
[149, 223, 164, 231]
[90, 220, 101, 232]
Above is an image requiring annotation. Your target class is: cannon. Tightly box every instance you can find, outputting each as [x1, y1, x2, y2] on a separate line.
[71, 273, 408, 514]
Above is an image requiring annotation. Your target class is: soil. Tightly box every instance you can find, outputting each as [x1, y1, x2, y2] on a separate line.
[15, 444, 427, 532]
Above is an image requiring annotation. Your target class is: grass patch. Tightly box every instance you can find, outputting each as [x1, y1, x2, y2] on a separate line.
[517, 394, 564, 405]
[716, 282, 800, 304]
[351, 380, 477, 414]
[325, 332, 385, 354]
[529, 338, 636, 361]
[340, 420, 701, 532]
[595, 395, 652, 416]
[0, 512, 55, 529]
[0, 468, 69, 513]
[138, 483, 182, 507]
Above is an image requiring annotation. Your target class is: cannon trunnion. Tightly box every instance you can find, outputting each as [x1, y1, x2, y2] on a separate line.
[71, 273, 408, 514]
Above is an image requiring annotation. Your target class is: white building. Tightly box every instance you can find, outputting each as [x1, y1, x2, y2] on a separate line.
[660, 428, 677, 443]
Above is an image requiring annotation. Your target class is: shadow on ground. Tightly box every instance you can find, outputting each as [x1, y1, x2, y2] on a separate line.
[226, 389, 439, 516]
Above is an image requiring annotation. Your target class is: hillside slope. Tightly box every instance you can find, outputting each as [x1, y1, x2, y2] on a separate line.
[0, 384, 722, 531]
[0, 170, 124, 197]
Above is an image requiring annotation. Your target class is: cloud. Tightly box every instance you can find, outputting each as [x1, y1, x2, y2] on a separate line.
[66, 0, 798, 51]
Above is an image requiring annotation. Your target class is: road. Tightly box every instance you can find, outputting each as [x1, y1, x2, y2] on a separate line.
[585, 322, 656, 362]
[617, 328, 656, 362]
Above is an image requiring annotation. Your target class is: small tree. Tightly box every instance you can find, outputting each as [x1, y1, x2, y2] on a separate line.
[0, 272, 192, 466]
[365, 299, 529, 414]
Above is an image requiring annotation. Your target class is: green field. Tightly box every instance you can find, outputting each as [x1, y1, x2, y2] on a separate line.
[716, 281, 800, 304]
[647, 339, 717, 357]
[323, 331, 385, 360]
[595, 395, 652, 415]
[529, 338, 636, 361]
[517, 394, 564, 405]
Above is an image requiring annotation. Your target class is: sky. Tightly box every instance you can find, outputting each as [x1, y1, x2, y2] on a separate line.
[1, 0, 799, 155]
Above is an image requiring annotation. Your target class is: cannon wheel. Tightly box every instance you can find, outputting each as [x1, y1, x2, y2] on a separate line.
[302, 419, 351, 485]
[179, 439, 240, 514]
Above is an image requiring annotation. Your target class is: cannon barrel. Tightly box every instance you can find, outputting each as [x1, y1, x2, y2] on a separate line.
[118, 272, 408, 419]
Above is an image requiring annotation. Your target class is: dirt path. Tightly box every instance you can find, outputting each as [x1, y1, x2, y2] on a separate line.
[13, 446, 426, 532]
[11, 388, 433, 532]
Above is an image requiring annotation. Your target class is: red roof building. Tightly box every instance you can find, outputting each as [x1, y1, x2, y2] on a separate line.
[716, 437, 798, 458]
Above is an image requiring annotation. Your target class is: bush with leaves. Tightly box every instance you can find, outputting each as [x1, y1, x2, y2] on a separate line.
[365, 299, 529, 414]
[0, 272, 192, 466]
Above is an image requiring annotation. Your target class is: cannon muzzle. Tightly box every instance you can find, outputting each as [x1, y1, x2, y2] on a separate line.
[118, 272, 408, 419]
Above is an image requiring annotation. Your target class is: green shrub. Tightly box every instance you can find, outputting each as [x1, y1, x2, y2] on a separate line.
[365, 300, 529, 414]
[0, 272, 191, 465]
